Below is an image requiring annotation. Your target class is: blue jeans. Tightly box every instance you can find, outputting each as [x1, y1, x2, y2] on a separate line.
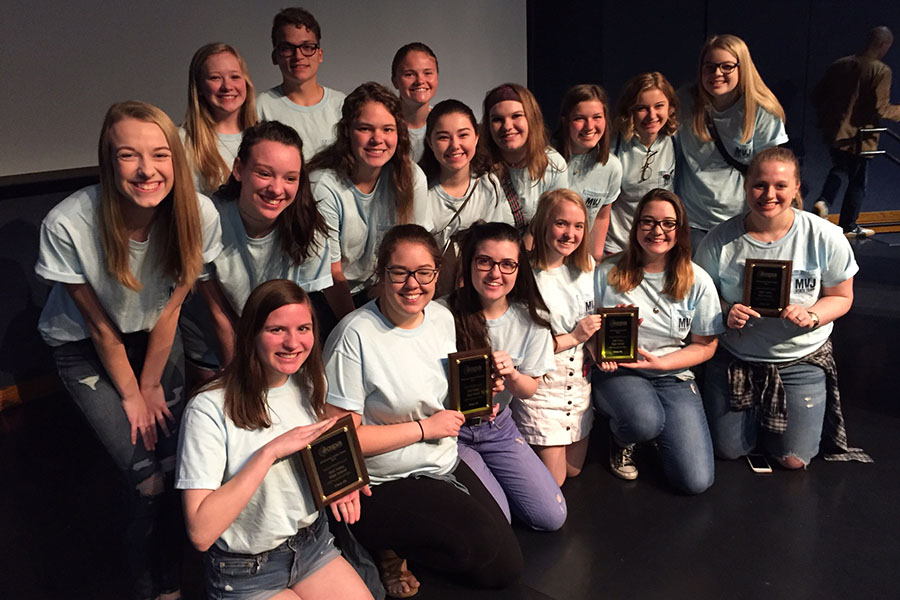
[818, 148, 868, 231]
[52, 332, 186, 600]
[593, 371, 715, 495]
[704, 352, 827, 465]
[457, 407, 567, 531]
[205, 513, 340, 600]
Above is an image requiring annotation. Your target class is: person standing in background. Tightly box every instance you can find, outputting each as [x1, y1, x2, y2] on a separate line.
[257, 7, 346, 160]
[812, 26, 900, 239]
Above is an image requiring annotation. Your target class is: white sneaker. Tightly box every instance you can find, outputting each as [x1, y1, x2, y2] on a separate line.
[844, 225, 874, 239]
[813, 200, 829, 218]
[609, 441, 638, 480]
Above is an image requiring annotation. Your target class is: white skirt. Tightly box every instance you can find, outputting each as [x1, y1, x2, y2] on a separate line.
[511, 345, 593, 446]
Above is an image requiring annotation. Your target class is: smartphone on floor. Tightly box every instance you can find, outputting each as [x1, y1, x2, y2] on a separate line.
[747, 454, 773, 474]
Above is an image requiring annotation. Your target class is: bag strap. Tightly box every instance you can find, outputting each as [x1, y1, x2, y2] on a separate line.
[499, 167, 527, 229]
[705, 112, 748, 175]
[436, 181, 478, 253]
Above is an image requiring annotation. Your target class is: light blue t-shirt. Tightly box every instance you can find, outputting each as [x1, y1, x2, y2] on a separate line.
[486, 303, 555, 409]
[675, 91, 788, 232]
[178, 126, 243, 196]
[36, 185, 222, 346]
[594, 260, 724, 379]
[408, 123, 427, 163]
[608, 134, 676, 254]
[324, 300, 459, 484]
[312, 164, 430, 293]
[506, 147, 569, 223]
[175, 377, 320, 554]
[694, 209, 858, 362]
[257, 85, 346, 160]
[210, 198, 333, 314]
[567, 151, 622, 229]
[428, 173, 512, 248]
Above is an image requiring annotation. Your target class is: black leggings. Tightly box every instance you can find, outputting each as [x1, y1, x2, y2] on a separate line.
[352, 460, 523, 589]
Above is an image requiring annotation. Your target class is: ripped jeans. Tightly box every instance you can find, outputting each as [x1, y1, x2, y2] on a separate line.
[52, 331, 186, 600]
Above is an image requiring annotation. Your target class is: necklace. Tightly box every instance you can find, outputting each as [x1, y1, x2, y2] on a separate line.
[639, 276, 665, 314]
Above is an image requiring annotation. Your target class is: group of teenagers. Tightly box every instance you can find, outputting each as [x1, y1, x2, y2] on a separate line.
[34, 7, 872, 600]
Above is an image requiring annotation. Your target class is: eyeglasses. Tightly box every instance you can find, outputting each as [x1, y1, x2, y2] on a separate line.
[384, 267, 438, 285]
[639, 149, 658, 183]
[637, 217, 679, 232]
[275, 42, 320, 58]
[702, 60, 740, 75]
[474, 256, 519, 274]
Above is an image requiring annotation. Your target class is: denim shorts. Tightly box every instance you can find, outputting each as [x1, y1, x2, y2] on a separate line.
[204, 513, 340, 600]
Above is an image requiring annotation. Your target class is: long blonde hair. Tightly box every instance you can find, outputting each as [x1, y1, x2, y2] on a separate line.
[530, 189, 593, 273]
[691, 34, 785, 143]
[184, 43, 257, 193]
[607, 189, 694, 301]
[98, 101, 203, 291]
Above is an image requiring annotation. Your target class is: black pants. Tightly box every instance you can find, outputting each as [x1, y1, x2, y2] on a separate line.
[351, 460, 523, 589]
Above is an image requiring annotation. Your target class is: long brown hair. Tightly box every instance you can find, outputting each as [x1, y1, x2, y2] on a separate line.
[98, 101, 203, 291]
[217, 121, 326, 264]
[449, 222, 550, 351]
[530, 189, 593, 273]
[307, 82, 416, 223]
[554, 84, 612, 164]
[613, 72, 679, 143]
[690, 34, 785, 143]
[183, 43, 257, 193]
[607, 189, 694, 301]
[480, 83, 558, 183]
[205, 279, 327, 430]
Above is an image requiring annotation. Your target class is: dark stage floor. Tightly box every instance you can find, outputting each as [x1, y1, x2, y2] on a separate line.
[1, 235, 897, 600]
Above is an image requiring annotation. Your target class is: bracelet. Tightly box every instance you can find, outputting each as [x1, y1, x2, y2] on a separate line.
[416, 420, 425, 442]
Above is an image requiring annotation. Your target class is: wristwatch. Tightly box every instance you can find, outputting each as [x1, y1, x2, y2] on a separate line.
[807, 311, 820, 329]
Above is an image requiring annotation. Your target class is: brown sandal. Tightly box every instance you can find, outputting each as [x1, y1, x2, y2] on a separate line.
[378, 550, 420, 599]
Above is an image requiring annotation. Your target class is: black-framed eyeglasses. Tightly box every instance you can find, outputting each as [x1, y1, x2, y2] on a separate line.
[384, 266, 438, 285]
[702, 60, 740, 75]
[638, 217, 679, 232]
[474, 256, 519, 274]
[639, 149, 659, 183]
[275, 42, 320, 58]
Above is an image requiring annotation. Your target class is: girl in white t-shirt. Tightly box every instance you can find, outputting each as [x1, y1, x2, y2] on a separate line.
[517, 189, 602, 485]
[447, 222, 566, 531]
[185, 120, 340, 376]
[553, 84, 622, 259]
[182, 43, 258, 195]
[594, 189, 721, 494]
[323, 225, 522, 597]
[177, 280, 372, 600]
[677, 34, 788, 243]
[608, 72, 679, 255]
[391, 42, 439, 162]
[35, 101, 222, 600]
[480, 83, 568, 233]
[309, 82, 429, 310]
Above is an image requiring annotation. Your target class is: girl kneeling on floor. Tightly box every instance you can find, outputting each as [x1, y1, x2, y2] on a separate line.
[593, 189, 722, 494]
[177, 280, 373, 600]
[324, 225, 522, 598]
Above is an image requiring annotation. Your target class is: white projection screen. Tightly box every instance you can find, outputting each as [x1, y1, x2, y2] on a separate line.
[0, 0, 527, 178]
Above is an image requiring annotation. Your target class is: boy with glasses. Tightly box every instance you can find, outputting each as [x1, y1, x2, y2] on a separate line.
[257, 7, 346, 159]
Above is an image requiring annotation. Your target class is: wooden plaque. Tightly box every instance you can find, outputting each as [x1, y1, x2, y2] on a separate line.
[300, 414, 369, 509]
[743, 259, 792, 317]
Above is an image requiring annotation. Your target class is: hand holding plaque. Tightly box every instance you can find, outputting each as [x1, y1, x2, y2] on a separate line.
[448, 348, 493, 418]
[587, 307, 639, 363]
[299, 414, 370, 509]
[743, 259, 792, 317]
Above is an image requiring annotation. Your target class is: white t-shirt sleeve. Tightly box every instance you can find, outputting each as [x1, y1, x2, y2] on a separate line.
[691, 265, 726, 336]
[546, 149, 569, 192]
[198, 194, 224, 265]
[324, 332, 367, 415]
[311, 173, 344, 264]
[753, 106, 789, 150]
[820, 225, 859, 287]
[35, 215, 86, 285]
[410, 164, 432, 230]
[176, 394, 228, 490]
